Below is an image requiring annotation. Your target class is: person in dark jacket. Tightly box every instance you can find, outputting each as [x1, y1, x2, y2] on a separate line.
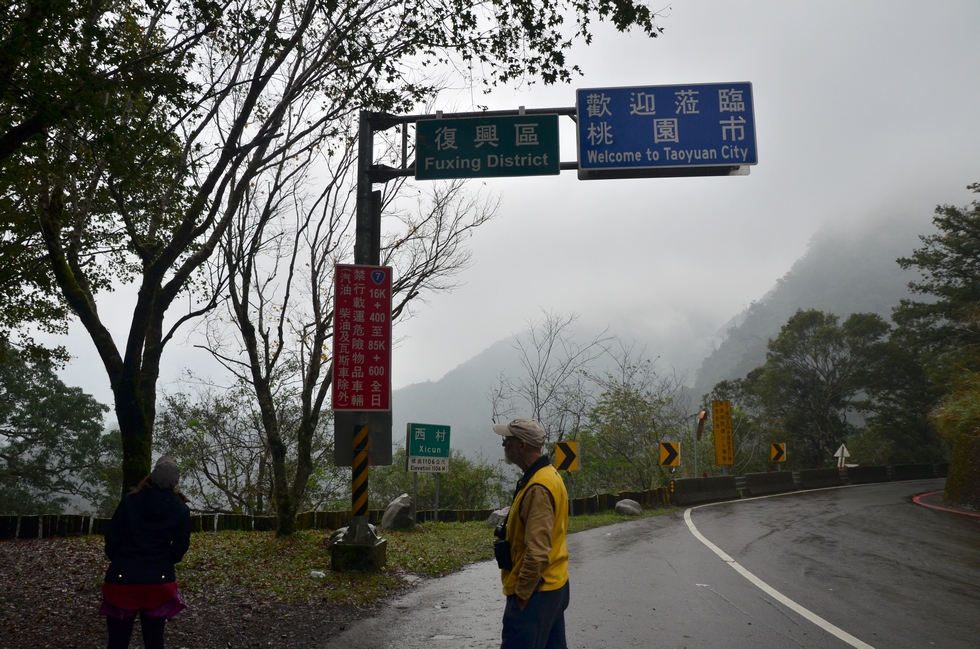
[99, 456, 191, 649]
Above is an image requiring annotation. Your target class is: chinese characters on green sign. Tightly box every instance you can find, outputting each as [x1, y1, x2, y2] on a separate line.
[415, 114, 560, 180]
[406, 422, 451, 473]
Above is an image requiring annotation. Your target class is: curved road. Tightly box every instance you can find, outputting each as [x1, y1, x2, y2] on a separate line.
[320, 479, 980, 648]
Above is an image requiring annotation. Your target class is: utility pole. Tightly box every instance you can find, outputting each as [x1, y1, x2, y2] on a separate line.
[329, 111, 395, 571]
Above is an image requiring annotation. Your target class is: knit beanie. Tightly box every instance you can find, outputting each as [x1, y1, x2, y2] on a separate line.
[149, 456, 179, 489]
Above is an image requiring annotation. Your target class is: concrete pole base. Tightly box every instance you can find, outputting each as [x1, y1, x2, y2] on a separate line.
[330, 538, 387, 572]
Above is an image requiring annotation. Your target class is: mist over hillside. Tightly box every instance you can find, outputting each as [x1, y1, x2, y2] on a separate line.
[690, 210, 933, 399]
[391, 338, 522, 461]
[391, 208, 936, 460]
[391, 329, 659, 461]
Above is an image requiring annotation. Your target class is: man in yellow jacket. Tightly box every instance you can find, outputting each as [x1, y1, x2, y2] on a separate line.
[493, 418, 569, 649]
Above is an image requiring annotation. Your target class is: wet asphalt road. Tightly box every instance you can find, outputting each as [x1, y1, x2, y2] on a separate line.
[320, 479, 980, 648]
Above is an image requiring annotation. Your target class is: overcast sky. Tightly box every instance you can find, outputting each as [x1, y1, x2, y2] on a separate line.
[390, 0, 980, 387]
[50, 0, 980, 407]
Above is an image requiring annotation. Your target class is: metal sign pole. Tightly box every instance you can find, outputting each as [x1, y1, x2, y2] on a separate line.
[355, 111, 378, 266]
[412, 472, 418, 523]
[568, 471, 573, 518]
[434, 473, 440, 523]
[330, 112, 387, 572]
[693, 416, 698, 480]
[352, 111, 374, 537]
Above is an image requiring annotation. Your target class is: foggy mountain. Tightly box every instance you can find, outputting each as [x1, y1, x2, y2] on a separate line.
[391, 209, 935, 460]
[392, 338, 524, 461]
[690, 211, 933, 399]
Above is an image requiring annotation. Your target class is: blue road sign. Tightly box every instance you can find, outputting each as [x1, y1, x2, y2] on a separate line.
[576, 82, 757, 179]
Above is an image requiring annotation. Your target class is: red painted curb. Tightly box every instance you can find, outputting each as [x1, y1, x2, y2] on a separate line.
[913, 490, 980, 519]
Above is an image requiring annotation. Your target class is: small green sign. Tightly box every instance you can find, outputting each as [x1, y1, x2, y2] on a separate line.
[406, 422, 451, 473]
[415, 114, 560, 180]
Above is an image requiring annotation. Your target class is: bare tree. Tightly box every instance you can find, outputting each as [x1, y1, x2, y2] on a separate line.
[197, 118, 497, 534]
[156, 381, 270, 515]
[489, 310, 613, 444]
[156, 376, 349, 515]
[578, 342, 690, 493]
[489, 318, 691, 493]
[8, 0, 664, 493]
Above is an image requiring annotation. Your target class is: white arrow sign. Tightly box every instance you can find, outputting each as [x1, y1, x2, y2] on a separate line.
[834, 444, 850, 468]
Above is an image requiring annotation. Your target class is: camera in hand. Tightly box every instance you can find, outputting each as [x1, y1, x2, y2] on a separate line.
[493, 523, 513, 570]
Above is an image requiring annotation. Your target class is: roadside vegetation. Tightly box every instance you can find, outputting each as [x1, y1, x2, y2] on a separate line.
[5, 168, 979, 524]
[64, 508, 674, 606]
[0, 508, 675, 647]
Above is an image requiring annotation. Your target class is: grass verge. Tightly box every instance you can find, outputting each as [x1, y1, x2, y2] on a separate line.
[74, 506, 676, 607]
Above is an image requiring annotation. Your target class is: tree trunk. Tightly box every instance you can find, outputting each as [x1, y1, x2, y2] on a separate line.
[38, 190, 155, 498]
[113, 378, 153, 495]
[250, 368, 296, 537]
[275, 493, 297, 537]
[270, 425, 296, 537]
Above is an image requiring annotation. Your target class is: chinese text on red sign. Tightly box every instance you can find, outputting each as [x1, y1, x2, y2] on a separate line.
[332, 265, 392, 411]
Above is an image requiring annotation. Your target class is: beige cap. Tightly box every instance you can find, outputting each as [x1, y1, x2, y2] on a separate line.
[492, 418, 546, 447]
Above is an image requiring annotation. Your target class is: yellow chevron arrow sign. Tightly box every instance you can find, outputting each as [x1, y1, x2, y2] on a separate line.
[555, 441, 579, 471]
[771, 442, 786, 463]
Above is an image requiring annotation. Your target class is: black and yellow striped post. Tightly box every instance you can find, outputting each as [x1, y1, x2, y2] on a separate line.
[331, 420, 387, 571]
[352, 423, 370, 516]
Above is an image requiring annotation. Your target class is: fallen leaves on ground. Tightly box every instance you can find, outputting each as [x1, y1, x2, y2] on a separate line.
[0, 536, 372, 648]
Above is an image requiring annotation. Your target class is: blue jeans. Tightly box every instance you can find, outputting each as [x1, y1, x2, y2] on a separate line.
[501, 581, 569, 649]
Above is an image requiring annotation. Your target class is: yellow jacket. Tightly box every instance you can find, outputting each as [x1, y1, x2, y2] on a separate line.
[501, 462, 569, 599]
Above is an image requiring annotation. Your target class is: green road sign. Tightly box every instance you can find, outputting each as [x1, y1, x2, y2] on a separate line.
[415, 114, 560, 180]
[406, 422, 451, 473]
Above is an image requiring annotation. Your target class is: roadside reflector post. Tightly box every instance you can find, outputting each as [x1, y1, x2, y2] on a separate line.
[694, 411, 707, 479]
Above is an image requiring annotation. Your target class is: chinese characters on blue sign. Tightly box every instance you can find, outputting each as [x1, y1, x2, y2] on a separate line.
[576, 83, 757, 179]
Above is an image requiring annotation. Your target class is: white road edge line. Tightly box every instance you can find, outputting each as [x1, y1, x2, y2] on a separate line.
[683, 507, 876, 649]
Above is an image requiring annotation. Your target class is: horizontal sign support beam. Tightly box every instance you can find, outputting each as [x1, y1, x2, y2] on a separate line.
[369, 107, 576, 131]
[580, 165, 748, 180]
[371, 159, 582, 182]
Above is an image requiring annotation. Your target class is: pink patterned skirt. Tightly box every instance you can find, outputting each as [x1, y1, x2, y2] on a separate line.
[99, 582, 187, 620]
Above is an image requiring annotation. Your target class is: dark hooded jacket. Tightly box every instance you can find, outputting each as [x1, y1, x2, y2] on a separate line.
[104, 486, 191, 584]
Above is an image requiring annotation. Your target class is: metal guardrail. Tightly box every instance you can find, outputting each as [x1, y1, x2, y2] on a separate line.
[2, 464, 949, 540]
[0, 488, 672, 539]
